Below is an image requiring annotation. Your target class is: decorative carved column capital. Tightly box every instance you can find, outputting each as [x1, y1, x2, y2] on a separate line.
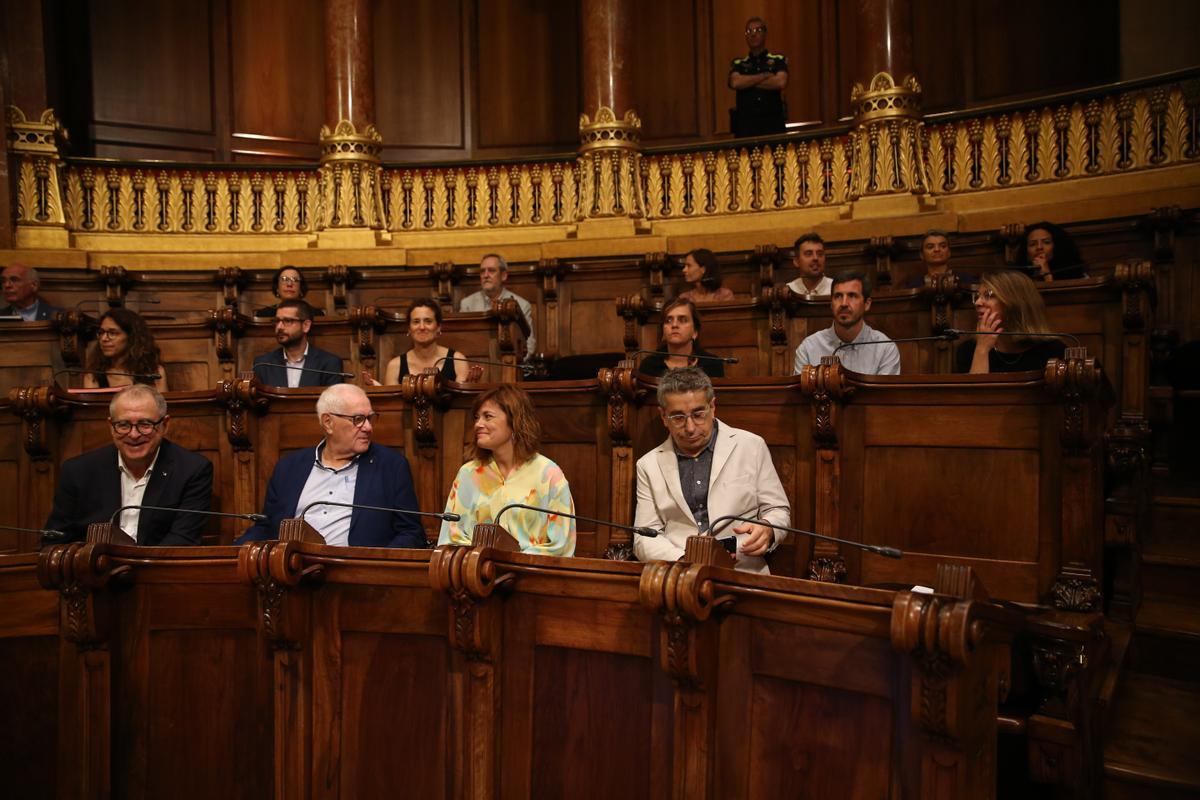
[1043, 351, 1103, 452]
[577, 107, 644, 221]
[639, 558, 734, 687]
[9, 384, 68, 460]
[216, 376, 270, 451]
[429, 541, 516, 662]
[317, 120, 385, 231]
[6, 106, 69, 240]
[38, 542, 130, 650]
[847, 73, 931, 200]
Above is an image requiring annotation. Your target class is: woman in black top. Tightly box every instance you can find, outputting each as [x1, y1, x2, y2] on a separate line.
[956, 270, 1066, 374]
[637, 297, 726, 379]
[1014, 221, 1088, 282]
[83, 308, 169, 390]
[253, 266, 326, 317]
[363, 298, 477, 385]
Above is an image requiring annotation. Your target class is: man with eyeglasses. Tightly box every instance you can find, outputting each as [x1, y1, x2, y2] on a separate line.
[251, 299, 345, 388]
[728, 16, 789, 137]
[1, 263, 60, 321]
[633, 367, 790, 574]
[237, 384, 425, 548]
[458, 253, 537, 361]
[44, 385, 213, 544]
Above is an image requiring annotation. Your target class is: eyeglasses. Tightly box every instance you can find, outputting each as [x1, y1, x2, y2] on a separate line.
[111, 416, 166, 435]
[328, 412, 379, 428]
[97, 328, 124, 339]
[971, 289, 998, 303]
[273, 317, 303, 326]
[664, 407, 711, 427]
[278, 276, 301, 285]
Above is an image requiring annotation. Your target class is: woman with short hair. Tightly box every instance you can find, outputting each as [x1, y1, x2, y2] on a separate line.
[438, 385, 575, 556]
[363, 298, 477, 384]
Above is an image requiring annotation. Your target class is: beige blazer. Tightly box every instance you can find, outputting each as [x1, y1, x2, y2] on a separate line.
[632, 421, 790, 574]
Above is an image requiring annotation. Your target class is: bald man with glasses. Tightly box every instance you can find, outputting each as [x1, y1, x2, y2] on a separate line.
[237, 384, 426, 548]
[44, 385, 213, 544]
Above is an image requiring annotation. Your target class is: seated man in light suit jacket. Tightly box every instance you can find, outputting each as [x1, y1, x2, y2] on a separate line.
[251, 299, 345, 388]
[236, 384, 426, 548]
[633, 367, 790, 573]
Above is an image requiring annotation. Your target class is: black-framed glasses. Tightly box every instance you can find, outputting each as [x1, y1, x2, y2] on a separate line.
[111, 416, 166, 435]
[664, 407, 711, 427]
[273, 317, 304, 326]
[328, 412, 379, 428]
[97, 327, 124, 339]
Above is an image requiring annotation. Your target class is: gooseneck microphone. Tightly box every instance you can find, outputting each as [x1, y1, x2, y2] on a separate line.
[299, 500, 460, 523]
[943, 328, 1081, 346]
[54, 367, 161, 385]
[831, 334, 954, 356]
[108, 505, 267, 527]
[434, 355, 534, 376]
[707, 514, 903, 559]
[0, 523, 71, 545]
[495, 503, 660, 538]
[633, 349, 739, 365]
[251, 361, 354, 380]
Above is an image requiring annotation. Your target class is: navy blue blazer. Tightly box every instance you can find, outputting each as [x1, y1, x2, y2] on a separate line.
[1, 299, 60, 321]
[237, 442, 427, 548]
[45, 440, 214, 545]
[251, 344, 344, 387]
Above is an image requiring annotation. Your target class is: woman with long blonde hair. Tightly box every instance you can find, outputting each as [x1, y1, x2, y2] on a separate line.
[955, 270, 1066, 374]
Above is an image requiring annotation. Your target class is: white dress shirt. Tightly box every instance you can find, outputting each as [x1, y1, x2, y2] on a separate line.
[117, 447, 162, 540]
[786, 275, 833, 298]
[284, 342, 310, 388]
[294, 442, 360, 546]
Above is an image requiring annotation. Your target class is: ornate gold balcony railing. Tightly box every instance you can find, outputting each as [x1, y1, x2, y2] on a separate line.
[7, 71, 1197, 238]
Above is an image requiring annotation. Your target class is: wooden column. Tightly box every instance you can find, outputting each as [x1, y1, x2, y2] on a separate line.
[324, 0, 375, 129]
[854, 0, 915, 79]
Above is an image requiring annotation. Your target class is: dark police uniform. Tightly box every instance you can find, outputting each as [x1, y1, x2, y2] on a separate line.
[729, 51, 788, 137]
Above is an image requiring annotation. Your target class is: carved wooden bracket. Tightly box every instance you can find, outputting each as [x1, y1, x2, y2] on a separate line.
[1043, 351, 1103, 452]
[216, 376, 270, 451]
[1141, 205, 1185, 263]
[52, 308, 97, 366]
[399, 371, 450, 448]
[1105, 415, 1150, 484]
[864, 236, 899, 286]
[1048, 570, 1103, 612]
[597, 366, 645, 445]
[238, 540, 323, 650]
[324, 264, 356, 310]
[639, 555, 734, 687]
[347, 305, 389, 369]
[798, 358, 853, 450]
[8, 384, 68, 460]
[639, 252, 671, 300]
[98, 264, 131, 307]
[207, 306, 246, 363]
[492, 297, 529, 358]
[1113, 260, 1155, 332]
[754, 243, 779, 286]
[998, 223, 1025, 265]
[214, 266, 248, 307]
[924, 271, 964, 333]
[37, 542, 130, 651]
[429, 540, 517, 662]
[616, 293, 652, 354]
[1027, 612, 1104, 718]
[760, 285, 790, 347]
[536, 257, 568, 301]
[429, 261, 460, 308]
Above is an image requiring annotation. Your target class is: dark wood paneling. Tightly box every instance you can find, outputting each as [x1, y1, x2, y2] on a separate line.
[475, 0, 579, 150]
[0, 635, 57, 799]
[230, 0, 324, 146]
[631, 0, 702, 140]
[912, 0, 968, 113]
[375, 0, 464, 150]
[89, 0, 214, 133]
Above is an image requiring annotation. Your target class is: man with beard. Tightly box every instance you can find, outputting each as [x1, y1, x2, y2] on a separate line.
[792, 271, 900, 375]
[252, 299, 345, 387]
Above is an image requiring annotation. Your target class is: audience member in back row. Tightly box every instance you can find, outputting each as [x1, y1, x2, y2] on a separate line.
[638, 297, 726, 379]
[678, 248, 735, 304]
[439, 385, 576, 556]
[956, 270, 1066, 374]
[1014, 221, 1088, 281]
[2, 263, 60, 321]
[459, 253, 536, 361]
[253, 299, 345, 388]
[83, 308, 170, 391]
[793, 271, 900, 375]
[902, 229, 963, 289]
[254, 266, 326, 318]
[785, 232, 832, 298]
[362, 298, 479, 385]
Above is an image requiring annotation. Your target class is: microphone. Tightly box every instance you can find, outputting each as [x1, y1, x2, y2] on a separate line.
[943, 328, 1081, 346]
[0, 523, 70, 544]
[633, 349, 738, 365]
[74, 297, 161, 311]
[53, 367, 161, 385]
[250, 362, 354, 380]
[832, 333, 953, 355]
[433, 355, 533, 376]
[494, 502, 659, 537]
[299, 500, 460, 523]
[707, 514, 903, 559]
[108, 505, 266, 527]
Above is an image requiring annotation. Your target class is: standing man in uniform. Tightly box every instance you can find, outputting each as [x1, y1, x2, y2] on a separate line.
[728, 17, 789, 137]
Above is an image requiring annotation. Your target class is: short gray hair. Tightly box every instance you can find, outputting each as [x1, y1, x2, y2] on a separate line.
[656, 366, 714, 406]
[315, 383, 368, 421]
[109, 384, 167, 418]
[480, 253, 508, 273]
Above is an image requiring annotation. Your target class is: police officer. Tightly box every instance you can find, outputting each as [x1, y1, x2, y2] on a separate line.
[728, 17, 789, 138]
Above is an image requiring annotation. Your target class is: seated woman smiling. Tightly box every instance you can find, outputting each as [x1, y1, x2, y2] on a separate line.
[363, 298, 477, 384]
[955, 270, 1066, 374]
[438, 385, 575, 556]
[82, 308, 169, 391]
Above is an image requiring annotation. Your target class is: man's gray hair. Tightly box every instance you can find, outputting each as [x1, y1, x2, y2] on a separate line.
[315, 383, 368, 421]
[656, 366, 714, 407]
[109, 384, 167, 418]
[480, 253, 508, 273]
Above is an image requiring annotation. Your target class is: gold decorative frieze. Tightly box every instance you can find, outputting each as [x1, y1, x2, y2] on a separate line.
[848, 72, 930, 198]
[6, 106, 69, 228]
[317, 119, 384, 230]
[577, 106, 644, 221]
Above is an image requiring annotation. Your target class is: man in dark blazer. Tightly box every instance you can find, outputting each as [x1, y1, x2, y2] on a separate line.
[2, 263, 60, 321]
[237, 384, 426, 548]
[251, 299, 345, 388]
[45, 385, 213, 544]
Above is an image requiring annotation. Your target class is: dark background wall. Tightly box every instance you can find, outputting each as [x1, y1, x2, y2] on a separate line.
[3, 0, 1193, 164]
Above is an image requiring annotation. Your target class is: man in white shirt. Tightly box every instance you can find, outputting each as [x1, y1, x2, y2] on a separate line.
[793, 271, 901, 375]
[1, 263, 60, 321]
[785, 233, 832, 298]
[458, 253, 536, 360]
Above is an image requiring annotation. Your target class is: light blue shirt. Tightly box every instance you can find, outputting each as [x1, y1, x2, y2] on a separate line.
[295, 442, 360, 546]
[793, 322, 901, 375]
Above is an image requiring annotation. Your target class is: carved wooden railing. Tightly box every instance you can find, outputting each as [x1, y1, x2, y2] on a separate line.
[7, 71, 1196, 237]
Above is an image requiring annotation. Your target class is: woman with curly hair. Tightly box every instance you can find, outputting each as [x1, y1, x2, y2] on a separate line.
[83, 308, 169, 390]
[955, 270, 1066, 374]
[437, 385, 575, 556]
[1014, 221, 1088, 281]
[678, 248, 735, 304]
